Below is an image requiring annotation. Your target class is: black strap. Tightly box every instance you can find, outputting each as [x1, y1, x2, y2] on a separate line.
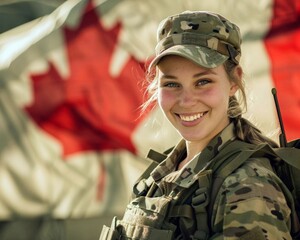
[133, 147, 173, 197]
[147, 149, 168, 163]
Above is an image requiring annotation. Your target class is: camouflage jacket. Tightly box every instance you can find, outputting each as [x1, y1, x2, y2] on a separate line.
[148, 123, 292, 240]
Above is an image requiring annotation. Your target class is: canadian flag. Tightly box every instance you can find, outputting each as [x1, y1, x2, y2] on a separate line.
[0, 0, 299, 220]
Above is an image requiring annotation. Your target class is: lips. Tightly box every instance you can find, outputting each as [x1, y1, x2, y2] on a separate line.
[178, 112, 207, 122]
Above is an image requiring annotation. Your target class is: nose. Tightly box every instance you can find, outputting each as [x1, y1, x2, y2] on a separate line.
[178, 88, 198, 107]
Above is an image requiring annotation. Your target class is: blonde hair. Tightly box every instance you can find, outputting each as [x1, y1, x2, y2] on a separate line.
[143, 59, 278, 147]
[224, 60, 278, 147]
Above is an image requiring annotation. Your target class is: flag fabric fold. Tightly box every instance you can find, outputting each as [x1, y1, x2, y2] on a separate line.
[0, 0, 299, 222]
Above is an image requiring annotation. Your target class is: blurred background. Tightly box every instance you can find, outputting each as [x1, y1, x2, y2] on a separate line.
[0, 0, 299, 239]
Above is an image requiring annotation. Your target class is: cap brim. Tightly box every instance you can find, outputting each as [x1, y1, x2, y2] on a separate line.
[149, 45, 228, 70]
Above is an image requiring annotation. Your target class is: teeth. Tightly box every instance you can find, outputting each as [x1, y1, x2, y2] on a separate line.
[179, 112, 204, 122]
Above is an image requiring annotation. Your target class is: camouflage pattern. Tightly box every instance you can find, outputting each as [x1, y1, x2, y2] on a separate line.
[211, 157, 292, 240]
[100, 122, 292, 239]
[149, 122, 292, 239]
[149, 11, 242, 69]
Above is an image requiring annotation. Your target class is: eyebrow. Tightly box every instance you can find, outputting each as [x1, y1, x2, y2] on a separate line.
[193, 69, 217, 77]
[160, 69, 217, 79]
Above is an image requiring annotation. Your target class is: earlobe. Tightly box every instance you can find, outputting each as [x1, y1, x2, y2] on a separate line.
[236, 65, 243, 79]
[229, 83, 239, 96]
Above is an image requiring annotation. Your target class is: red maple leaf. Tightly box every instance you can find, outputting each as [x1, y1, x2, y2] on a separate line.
[25, 2, 148, 157]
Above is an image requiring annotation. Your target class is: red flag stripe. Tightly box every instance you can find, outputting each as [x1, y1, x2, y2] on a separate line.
[264, 0, 300, 141]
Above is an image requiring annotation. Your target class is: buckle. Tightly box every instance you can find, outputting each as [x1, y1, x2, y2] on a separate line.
[192, 187, 209, 208]
[133, 179, 147, 196]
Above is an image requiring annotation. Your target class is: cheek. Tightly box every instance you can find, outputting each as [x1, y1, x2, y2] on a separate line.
[157, 89, 175, 110]
[203, 87, 229, 109]
[199, 88, 218, 104]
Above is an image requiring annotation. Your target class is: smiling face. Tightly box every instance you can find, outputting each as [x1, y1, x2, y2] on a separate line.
[157, 55, 239, 149]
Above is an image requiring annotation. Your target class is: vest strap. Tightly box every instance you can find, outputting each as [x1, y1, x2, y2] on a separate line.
[190, 170, 212, 240]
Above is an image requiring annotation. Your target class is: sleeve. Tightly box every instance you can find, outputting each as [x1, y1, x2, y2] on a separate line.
[209, 160, 292, 240]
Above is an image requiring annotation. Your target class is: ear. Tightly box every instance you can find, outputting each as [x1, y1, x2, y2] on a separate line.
[229, 65, 242, 96]
[229, 82, 238, 96]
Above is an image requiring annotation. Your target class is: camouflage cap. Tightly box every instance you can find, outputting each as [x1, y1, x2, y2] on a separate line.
[149, 11, 242, 69]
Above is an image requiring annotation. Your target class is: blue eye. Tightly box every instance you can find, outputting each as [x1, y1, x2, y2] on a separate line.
[163, 82, 180, 88]
[197, 79, 211, 86]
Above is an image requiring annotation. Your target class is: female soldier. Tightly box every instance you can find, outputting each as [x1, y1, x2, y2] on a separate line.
[100, 11, 293, 240]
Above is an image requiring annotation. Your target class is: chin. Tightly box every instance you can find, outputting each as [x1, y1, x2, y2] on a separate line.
[181, 134, 205, 142]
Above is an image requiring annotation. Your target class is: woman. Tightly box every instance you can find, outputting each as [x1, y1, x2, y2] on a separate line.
[100, 11, 293, 240]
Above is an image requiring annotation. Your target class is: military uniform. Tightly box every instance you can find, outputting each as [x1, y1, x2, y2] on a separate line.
[100, 123, 292, 239]
[148, 123, 291, 239]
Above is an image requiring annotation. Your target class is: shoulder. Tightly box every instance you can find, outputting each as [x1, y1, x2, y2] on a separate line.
[221, 157, 287, 203]
[223, 157, 275, 186]
[212, 157, 292, 239]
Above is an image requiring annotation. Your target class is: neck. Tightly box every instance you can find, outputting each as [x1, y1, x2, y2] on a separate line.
[177, 123, 234, 170]
[177, 140, 207, 170]
[186, 140, 207, 161]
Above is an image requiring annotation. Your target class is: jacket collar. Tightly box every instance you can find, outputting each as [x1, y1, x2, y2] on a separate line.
[151, 122, 236, 185]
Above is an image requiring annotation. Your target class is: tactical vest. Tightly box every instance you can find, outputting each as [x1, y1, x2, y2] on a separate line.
[100, 171, 210, 240]
[99, 139, 300, 240]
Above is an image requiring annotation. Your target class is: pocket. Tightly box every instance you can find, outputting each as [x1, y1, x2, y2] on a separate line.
[122, 195, 173, 228]
[117, 221, 174, 240]
[117, 195, 176, 239]
[99, 217, 120, 240]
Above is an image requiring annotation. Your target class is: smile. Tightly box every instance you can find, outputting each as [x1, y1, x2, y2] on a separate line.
[179, 112, 206, 122]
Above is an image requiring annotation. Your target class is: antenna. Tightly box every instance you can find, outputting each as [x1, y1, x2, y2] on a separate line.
[271, 88, 287, 147]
